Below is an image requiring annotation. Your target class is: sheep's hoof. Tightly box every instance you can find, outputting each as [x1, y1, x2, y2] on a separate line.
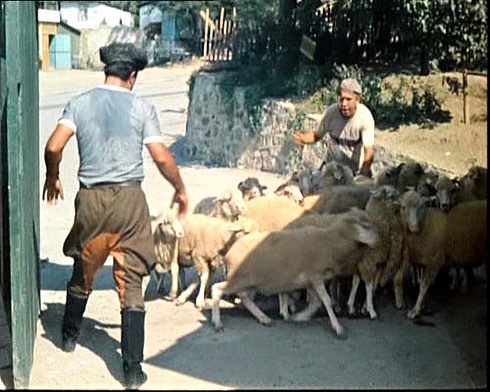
[334, 327, 347, 340]
[369, 313, 378, 320]
[395, 302, 406, 310]
[290, 313, 311, 322]
[213, 323, 224, 332]
[195, 301, 206, 310]
[259, 319, 273, 327]
[407, 309, 418, 320]
[175, 299, 186, 306]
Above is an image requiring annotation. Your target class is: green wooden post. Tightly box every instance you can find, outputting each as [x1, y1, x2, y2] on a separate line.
[3, 1, 40, 388]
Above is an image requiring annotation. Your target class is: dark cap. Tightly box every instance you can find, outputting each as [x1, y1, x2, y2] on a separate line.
[99, 26, 148, 71]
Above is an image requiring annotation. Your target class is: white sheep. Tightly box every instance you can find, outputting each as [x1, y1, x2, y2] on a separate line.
[152, 210, 259, 309]
[193, 187, 247, 221]
[399, 190, 487, 319]
[244, 194, 318, 231]
[210, 208, 378, 338]
[345, 185, 409, 319]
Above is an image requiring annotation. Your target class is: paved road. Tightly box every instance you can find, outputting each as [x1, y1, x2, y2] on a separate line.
[26, 65, 487, 390]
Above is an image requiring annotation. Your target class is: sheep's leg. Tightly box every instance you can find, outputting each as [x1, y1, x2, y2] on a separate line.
[364, 281, 378, 320]
[347, 274, 361, 316]
[290, 287, 322, 322]
[393, 263, 408, 309]
[239, 290, 273, 326]
[449, 267, 458, 291]
[211, 281, 227, 332]
[278, 293, 290, 320]
[169, 244, 180, 300]
[176, 277, 199, 306]
[407, 267, 437, 319]
[458, 268, 468, 293]
[195, 265, 210, 310]
[310, 280, 345, 339]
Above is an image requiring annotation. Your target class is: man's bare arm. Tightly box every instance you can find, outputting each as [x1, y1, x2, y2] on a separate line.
[43, 123, 74, 203]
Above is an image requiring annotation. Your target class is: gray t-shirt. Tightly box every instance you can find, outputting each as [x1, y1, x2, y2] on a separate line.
[315, 102, 375, 173]
[58, 85, 164, 186]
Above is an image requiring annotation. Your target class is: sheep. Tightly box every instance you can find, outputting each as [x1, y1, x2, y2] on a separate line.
[399, 190, 486, 319]
[287, 186, 408, 320]
[320, 185, 374, 214]
[273, 183, 305, 205]
[237, 177, 268, 201]
[193, 187, 246, 221]
[152, 210, 259, 309]
[321, 161, 355, 188]
[244, 194, 318, 231]
[275, 168, 318, 197]
[345, 185, 409, 319]
[210, 208, 379, 338]
[375, 162, 437, 196]
[433, 169, 487, 291]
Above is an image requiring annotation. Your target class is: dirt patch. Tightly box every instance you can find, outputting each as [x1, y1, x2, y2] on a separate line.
[374, 72, 487, 176]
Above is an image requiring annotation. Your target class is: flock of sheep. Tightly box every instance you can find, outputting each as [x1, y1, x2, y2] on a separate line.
[148, 159, 487, 339]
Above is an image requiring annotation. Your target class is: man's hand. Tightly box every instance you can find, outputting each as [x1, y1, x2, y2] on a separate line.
[172, 190, 189, 220]
[293, 130, 317, 146]
[42, 177, 65, 204]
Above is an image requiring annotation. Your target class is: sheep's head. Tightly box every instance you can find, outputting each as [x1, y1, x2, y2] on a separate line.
[399, 190, 431, 234]
[152, 204, 185, 240]
[435, 175, 459, 213]
[274, 184, 304, 205]
[466, 165, 487, 183]
[218, 188, 247, 219]
[323, 161, 354, 186]
[367, 185, 400, 214]
[290, 169, 315, 195]
[238, 177, 268, 201]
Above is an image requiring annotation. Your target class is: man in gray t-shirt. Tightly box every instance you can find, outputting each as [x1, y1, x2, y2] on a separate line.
[42, 27, 188, 389]
[293, 78, 376, 177]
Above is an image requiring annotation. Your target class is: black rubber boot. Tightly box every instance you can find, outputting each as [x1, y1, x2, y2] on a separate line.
[61, 290, 89, 352]
[121, 307, 147, 389]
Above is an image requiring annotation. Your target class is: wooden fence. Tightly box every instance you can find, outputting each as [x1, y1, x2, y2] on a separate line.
[201, 7, 236, 62]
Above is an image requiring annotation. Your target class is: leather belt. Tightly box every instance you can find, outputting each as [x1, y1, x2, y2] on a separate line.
[329, 134, 360, 147]
[80, 180, 141, 189]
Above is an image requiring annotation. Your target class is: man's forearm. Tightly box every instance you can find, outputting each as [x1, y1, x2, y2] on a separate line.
[359, 145, 375, 176]
[155, 160, 186, 193]
[45, 150, 62, 179]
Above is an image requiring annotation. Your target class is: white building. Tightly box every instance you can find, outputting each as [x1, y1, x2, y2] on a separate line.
[59, 1, 133, 30]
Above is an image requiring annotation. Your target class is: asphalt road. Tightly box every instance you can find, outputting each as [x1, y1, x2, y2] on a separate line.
[25, 64, 487, 390]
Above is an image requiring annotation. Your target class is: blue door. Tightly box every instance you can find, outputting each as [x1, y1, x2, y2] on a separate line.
[49, 34, 71, 69]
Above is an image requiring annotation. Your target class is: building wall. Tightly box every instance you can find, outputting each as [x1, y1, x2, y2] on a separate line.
[38, 22, 57, 70]
[60, 1, 133, 30]
[57, 23, 81, 68]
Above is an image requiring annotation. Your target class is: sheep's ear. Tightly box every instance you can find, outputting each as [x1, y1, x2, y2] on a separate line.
[395, 163, 405, 173]
[238, 181, 245, 192]
[169, 203, 180, 219]
[423, 196, 435, 207]
[414, 163, 424, 174]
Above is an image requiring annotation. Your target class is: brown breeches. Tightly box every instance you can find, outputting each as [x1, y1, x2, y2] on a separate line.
[63, 186, 156, 310]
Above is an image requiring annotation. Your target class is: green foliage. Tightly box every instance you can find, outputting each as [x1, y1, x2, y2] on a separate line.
[284, 108, 307, 173]
[403, 0, 487, 72]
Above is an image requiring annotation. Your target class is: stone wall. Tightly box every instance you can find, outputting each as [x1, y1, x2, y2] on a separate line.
[183, 71, 455, 177]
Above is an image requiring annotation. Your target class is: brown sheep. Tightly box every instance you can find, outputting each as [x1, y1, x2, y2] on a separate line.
[399, 190, 486, 319]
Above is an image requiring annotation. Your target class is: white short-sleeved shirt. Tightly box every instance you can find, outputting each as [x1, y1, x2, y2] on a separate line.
[58, 85, 165, 186]
[315, 102, 375, 172]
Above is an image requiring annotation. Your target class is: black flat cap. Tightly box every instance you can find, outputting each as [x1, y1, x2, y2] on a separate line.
[100, 42, 148, 71]
[99, 26, 148, 70]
